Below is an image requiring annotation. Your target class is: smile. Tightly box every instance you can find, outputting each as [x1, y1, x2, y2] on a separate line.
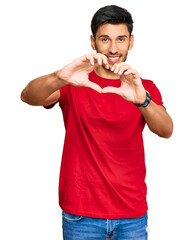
[107, 56, 121, 64]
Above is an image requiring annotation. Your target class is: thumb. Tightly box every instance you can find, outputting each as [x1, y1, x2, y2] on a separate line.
[85, 80, 102, 93]
[102, 86, 121, 95]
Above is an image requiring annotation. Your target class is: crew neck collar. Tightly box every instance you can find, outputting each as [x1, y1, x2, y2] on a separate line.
[90, 70, 121, 86]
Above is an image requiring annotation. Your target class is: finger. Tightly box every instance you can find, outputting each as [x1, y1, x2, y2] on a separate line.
[102, 86, 121, 95]
[112, 65, 127, 75]
[81, 55, 89, 63]
[94, 53, 103, 66]
[111, 63, 130, 74]
[86, 55, 95, 66]
[97, 57, 102, 66]
[102, 55, 109, 69]
[111, 63, 118, 72]
[93, 53, 109, 68]
[111, 62, 128, 70]
[100, 59, 108, 69]
[83, 53, 109, 68]
[117, 65, 130, 75]
[124, 69, 139, 77]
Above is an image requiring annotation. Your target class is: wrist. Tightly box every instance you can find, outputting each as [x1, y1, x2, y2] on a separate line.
[134, 91, 151, 108]
[54, 70, 69, 86]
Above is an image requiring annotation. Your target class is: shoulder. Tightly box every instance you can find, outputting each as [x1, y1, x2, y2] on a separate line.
[140, 78, 155, 91]
[140, 78, 161, 95]
[141, 78, 164, 107]
[140, 77, 165, 107]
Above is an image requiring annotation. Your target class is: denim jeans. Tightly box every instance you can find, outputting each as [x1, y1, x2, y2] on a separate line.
[62, 211, 149, 240]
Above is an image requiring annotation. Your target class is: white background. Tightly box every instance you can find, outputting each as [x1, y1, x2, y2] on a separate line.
[0, 0, 194, 239]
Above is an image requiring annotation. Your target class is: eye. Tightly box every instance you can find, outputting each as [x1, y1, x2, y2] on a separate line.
[118, 38, 125, 42]
[102, 38, 108, 42]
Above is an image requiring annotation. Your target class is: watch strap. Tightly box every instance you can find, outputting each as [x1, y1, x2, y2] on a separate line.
[134, 91, 151, 107]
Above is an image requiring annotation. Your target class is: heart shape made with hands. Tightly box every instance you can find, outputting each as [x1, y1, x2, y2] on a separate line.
[58, 53, 146, 104]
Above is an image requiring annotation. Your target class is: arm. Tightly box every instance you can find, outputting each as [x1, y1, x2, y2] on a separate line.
[21, 53, 108, 106]
[20, 71, 64, 106]
[101, 62, 173, 138]
[138, 101, 173, 138]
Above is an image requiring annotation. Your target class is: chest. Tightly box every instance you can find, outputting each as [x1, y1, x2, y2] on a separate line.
[69, 87, 142, 129]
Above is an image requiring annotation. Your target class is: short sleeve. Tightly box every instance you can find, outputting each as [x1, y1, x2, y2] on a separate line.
[141, 79, 165, 109]
[43, 102, 57, 109]
[58, 85, 70, 107]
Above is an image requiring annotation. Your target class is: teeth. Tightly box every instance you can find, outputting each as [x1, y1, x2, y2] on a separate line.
[108, 57, 120, 60]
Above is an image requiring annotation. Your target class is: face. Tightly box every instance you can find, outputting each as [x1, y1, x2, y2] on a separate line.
[91, 23, 134, 67]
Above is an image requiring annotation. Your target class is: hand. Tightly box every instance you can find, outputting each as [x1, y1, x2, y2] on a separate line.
[56, 53, 109, 93]
[101, 63, 147, 104]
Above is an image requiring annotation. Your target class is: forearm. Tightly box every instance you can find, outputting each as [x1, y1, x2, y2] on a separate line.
[21, 70, 67, 105]
[138, 101, 173, 138]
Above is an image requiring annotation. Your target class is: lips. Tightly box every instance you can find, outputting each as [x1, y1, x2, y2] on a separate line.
[107, 55, 122, 64]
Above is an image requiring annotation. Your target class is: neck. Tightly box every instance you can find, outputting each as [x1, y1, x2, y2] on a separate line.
[94, 66, 120, 79]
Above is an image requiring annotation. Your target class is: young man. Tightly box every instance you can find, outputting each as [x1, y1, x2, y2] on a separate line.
[21, 5, 173, 240]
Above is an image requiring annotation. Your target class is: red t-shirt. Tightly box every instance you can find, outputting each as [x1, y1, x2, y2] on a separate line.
[45, 70, 164, 219]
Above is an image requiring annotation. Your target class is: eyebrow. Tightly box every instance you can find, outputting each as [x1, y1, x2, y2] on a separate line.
[98, 35, 128, 39]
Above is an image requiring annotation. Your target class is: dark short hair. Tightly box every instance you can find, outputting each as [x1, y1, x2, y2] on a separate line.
[91, 5, 134, 38]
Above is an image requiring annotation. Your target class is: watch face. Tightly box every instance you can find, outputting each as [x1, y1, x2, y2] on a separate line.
[134, 92, 151, 107]
[142, 92, 151, 107]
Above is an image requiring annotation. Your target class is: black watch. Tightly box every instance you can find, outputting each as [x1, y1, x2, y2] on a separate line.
[134, 91, 151, 108]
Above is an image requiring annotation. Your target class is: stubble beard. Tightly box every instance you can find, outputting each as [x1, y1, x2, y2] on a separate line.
[95, 43, 129, 71]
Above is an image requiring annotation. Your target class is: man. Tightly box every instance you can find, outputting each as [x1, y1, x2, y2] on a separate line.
[21, 5, 173, 240]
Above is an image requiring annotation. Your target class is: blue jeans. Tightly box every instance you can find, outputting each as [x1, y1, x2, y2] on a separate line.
[62, 211, 149, 240]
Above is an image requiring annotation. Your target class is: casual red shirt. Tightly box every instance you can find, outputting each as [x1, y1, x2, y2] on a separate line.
[45, 70, 164, 219]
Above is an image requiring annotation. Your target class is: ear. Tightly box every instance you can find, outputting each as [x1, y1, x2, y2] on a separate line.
[128, 34, 134, 50]
[90, 35, 96, 50]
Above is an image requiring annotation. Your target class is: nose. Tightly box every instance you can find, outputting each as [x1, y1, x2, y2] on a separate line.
[109, 41, 118, 54]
